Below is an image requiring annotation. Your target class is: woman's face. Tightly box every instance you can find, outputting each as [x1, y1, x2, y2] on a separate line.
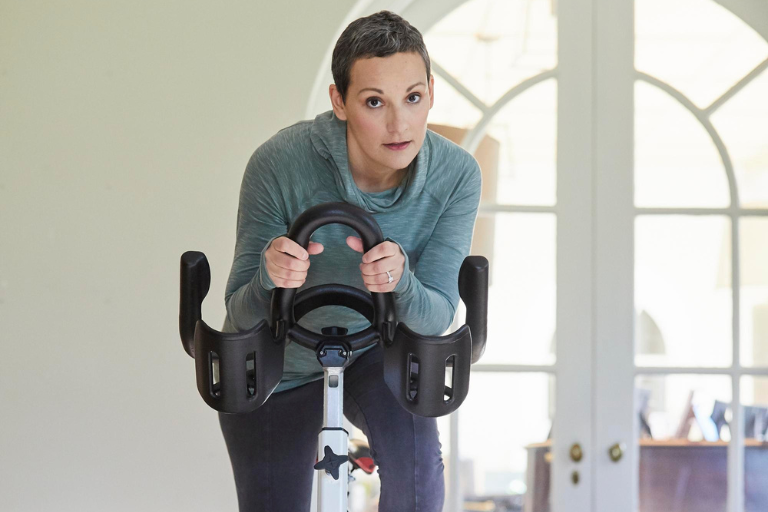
[330, 51, 434, 178]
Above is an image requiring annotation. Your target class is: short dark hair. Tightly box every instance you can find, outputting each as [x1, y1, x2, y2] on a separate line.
[331, 10, 431, 103]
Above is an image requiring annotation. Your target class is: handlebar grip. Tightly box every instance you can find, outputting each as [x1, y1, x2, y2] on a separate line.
[286, 202, 384, 253]
[179, 251, 210, 358]
[459, 256, 489, 363]
[271, 202, 396, 345]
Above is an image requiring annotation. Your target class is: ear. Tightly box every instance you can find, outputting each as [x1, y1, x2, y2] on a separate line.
[329, 84, 348, 121]
[428, 74, 435, 110]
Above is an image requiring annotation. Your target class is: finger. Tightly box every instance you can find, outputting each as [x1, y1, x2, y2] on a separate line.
[364, 282, 397, 293]
[273, 251, 310, 272]
[273, 277, 305, 288]
[361, 269, 400, 286]
[360, 259, 396, 276]
[308, 241, 324, 255]
[346, 236, 364, 254]
[275, 237, 309, 260]
[267, 259, 307, 281]
[362, 241, 397, 263]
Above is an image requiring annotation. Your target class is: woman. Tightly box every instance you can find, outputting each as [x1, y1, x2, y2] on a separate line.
[220, 10, 481, 512]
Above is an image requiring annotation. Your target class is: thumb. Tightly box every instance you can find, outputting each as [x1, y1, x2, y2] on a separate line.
[346, 236, 363, 253]
[307, 241, 324, 255]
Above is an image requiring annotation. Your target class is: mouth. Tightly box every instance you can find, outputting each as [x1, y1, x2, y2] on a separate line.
[384, 141, 411, 150]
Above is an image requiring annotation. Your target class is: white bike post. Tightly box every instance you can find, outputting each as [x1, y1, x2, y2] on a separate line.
[314, 346, 351, 512]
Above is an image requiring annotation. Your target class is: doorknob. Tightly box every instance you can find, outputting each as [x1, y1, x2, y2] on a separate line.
[569, 443, 584, 487]
[570, 443, 583, 462]
[609, 443, 625, 462]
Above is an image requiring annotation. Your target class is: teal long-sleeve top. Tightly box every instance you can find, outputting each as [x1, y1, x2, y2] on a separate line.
[223, 110, 482, 393]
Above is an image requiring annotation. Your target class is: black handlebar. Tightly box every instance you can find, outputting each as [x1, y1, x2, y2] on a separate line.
[178, 201, 490, 417]
[270, 202, 397, 348]
[179, 251, 210, 358]
[459, 256, 489, 363]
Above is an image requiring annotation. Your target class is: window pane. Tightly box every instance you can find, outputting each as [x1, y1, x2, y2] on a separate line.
[740, 218, 768, 367]
[635, 216, 732, 367]
[428, 79, 556, 208]
[711, 71, 768, 209]
[469, 213, 556, 366]
[741, 376, 768, 512]
[634, 80, 729, 208]
[459, 372, 553, 511]
[429, 73, 483, 130]
[635, 0, 768, 109]
[425, 0, 557, 107]
[636, 374, 731, 512]
[486, 79, 557, 206]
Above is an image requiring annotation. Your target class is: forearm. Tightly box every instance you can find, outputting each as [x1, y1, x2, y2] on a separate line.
[224, 237, 280, 332]
[393, 264, 455, 335]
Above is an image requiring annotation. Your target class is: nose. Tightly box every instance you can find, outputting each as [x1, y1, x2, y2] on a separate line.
[386, 104, 409, 140]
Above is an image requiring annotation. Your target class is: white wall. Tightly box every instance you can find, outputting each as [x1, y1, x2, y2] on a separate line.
[0, 1, 357, 509]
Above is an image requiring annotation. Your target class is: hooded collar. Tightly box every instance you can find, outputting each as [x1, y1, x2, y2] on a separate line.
[309, 110, 428, 213]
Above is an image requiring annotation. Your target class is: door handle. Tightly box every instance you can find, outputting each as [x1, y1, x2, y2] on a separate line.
[609, 443, 625, 462]
[569, 443, 584, 486]
[570, 443, 583, 462]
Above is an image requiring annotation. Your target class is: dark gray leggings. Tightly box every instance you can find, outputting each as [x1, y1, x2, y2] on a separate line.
[218, 344, 445, 512]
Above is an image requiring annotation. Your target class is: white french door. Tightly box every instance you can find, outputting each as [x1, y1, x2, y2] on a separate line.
[593, 1, 768, 512]
[427, 0, 768, 510]
[310, 1, 768, 511]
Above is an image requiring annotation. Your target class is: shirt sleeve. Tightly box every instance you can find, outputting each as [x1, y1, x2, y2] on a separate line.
[223, 145, 288, 333]
[389, 158, 483, 336]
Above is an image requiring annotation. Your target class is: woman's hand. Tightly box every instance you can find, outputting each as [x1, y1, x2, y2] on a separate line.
[346, 236, 405, 292]
[264, 237, 324, 288]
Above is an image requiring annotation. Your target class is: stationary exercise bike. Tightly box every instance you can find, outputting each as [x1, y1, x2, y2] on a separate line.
[178, 202, 488, 512]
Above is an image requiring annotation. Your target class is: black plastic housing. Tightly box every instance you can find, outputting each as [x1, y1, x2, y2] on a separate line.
[381, 255, 489, 416]
[195, 318, 284, 413]
[384, 323, 472, 417]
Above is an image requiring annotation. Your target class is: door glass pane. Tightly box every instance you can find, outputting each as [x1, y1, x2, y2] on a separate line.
[428, 80, 556, 208]
[636, 374, 732, 512]
[739, 218, 768, 367]
[347, 424, 379, 511]
[424, 0, 557, 207]
[470, 212, 556, 366]
[741, 376, 768, 512]
[487, 79, 556, 206]
[424, 0, 557, 107]
[635, 0, 768, 110]
[635, 216, 732, 367]
[634, 80, 729, 208]
[459, 372, 554, 512]
[429, 73, 484, 129]
[711, 71, 768, 209]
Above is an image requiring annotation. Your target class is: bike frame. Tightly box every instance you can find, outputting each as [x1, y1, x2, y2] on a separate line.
[317, 366, 348, 511]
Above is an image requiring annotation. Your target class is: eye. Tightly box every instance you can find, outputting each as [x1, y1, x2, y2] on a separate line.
[408, 93, 421, 103]
[366, 97, 382, 108]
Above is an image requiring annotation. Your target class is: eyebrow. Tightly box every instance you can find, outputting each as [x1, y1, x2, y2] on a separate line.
[357, 81, 426, 96]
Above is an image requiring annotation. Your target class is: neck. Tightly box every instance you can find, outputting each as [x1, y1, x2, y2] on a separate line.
[349, 163, 409, 193]
[346, 127, 411, 193]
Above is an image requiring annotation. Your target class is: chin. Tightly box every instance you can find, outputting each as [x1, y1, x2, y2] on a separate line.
[381, 147, 418, 167]
[383, 156, 414, 172]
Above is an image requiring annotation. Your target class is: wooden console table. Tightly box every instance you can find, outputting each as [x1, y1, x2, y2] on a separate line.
[524, 439, 768, 512]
